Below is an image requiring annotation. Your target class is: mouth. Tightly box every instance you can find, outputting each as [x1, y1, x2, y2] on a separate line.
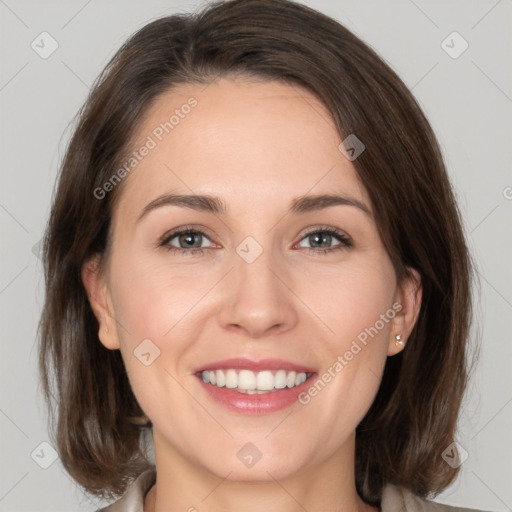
[192, 358, 317, 414]
[197, 368, 314, 394]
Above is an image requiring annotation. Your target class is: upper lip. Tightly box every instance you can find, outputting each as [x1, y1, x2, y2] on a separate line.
[192, 358, 316, 374]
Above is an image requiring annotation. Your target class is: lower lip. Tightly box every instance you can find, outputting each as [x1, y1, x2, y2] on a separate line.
[196, 374, 317, 415]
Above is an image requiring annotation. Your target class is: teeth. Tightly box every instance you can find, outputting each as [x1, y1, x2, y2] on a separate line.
[215, 369, 225, 387]
[239, 369, 256, 390]
[286, 371, 296, 388]
[200, 369, 310, 392]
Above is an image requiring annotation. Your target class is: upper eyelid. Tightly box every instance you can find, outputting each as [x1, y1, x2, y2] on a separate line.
[160, 225, 215, 242]
[296, 225, 350, 239]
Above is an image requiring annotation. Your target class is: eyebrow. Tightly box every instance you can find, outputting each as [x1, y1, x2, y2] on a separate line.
[136, 192, 371, 222]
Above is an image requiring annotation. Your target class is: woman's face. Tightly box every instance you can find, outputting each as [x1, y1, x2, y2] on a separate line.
[84, 77, 420, 481]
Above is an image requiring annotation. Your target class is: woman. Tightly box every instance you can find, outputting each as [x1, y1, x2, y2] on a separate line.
[38, 0, 490, 511]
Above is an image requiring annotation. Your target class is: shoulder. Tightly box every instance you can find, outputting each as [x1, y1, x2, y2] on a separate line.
[96, 467, 156, 512]
[381, 484, 495, 512]
[96, 473, 494, 512]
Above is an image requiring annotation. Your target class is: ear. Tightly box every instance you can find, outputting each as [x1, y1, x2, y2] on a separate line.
[387, 267, 422, 356]
[81, 254, 120, 350]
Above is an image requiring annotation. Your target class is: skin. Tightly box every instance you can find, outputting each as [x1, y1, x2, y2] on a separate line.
[82, 77, 422, 512]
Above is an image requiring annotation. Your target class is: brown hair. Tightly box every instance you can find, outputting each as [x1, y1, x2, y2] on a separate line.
[38, 0, 476, 505]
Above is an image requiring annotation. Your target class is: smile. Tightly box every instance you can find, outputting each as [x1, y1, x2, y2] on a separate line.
[193, 358, 318, 414]
[200, 369, 312, 393]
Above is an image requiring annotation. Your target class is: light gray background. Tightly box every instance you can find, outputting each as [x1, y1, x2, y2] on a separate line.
[1, 0, 511, 511]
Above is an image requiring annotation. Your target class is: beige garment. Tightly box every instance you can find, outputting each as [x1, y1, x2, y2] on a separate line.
[97, 468, 492, 512]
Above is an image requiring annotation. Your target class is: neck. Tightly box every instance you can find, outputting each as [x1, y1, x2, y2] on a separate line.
[145, 430, 378, 512]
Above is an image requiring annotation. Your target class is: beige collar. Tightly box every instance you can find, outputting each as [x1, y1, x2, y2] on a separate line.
[98, 467, 488, 512]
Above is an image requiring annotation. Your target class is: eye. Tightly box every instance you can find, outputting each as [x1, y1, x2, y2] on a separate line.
[157, 226, 352, 256]
[159, 227, 215, 255]
[296, 227, 352, 253]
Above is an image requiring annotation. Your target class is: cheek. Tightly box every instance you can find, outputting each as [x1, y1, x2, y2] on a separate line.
[108, 258, 209, 426]
[109, 255, 218, 345]
[294, 260, 396, 438]
[301, 259, 396, 348]
[107, 255, 224, 413]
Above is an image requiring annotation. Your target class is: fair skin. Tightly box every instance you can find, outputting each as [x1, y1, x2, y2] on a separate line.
[82, 77, 421, 512]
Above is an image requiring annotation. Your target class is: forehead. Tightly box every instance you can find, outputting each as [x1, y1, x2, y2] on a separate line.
[113, 77, 369, 222]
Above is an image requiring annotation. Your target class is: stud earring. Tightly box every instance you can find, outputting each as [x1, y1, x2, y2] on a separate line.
[395, 334, 404, 346]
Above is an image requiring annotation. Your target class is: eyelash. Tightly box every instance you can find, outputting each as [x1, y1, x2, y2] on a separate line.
[157, 225, 353, 256]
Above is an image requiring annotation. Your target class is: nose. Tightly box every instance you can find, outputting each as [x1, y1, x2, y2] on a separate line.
[216, 243, 299, 338]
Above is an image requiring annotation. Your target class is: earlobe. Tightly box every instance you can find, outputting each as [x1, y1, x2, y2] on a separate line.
[387, 267, 422, 356]
[81, 254, 120, 350]
[388, 333, 406, 357]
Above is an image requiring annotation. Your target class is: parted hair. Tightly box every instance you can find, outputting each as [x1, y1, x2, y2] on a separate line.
[38, 0, 476, 505]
